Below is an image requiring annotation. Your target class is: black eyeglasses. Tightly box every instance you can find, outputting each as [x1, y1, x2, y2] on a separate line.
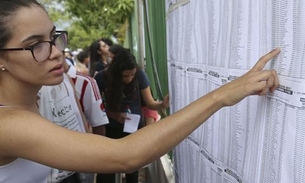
[0, 33, 68, 62]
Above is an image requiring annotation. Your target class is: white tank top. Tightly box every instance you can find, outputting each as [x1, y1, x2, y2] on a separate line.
[0, 106, 51, 183]
[0, 158, 51, 183]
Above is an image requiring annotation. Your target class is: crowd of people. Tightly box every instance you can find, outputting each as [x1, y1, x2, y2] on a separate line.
[60, 36, 164, 183]
[53, 35, 164, 183]
[0, 1, 281, 183]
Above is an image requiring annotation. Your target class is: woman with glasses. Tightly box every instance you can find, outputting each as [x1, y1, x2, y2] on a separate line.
[0, 1, 280, 183]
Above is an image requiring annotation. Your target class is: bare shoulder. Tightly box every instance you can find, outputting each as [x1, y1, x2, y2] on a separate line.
[0, 107, 45, 128]
[0, 107, 114, 171]
[0, 107, 37, 128]
[0, 107, 62, 158]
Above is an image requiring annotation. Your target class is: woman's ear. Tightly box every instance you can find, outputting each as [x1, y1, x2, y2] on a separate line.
[0, 61, 6, 72]
[0, 58, 5, 70]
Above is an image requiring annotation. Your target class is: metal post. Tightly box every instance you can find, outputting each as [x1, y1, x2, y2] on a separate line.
[115, 173, 122, 183]
[137, 0, 145, 69]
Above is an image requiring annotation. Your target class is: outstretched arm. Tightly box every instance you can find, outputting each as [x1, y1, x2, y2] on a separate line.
[123, 47, 280, 169]
[0, 48, 280, 174]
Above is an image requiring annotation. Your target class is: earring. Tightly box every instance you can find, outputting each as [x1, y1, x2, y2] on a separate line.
[1, 67, 5, 71]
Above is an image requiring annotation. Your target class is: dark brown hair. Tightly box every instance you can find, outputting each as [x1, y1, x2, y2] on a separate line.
[104, 49, 140, 111]
[0, 0, 45, 50]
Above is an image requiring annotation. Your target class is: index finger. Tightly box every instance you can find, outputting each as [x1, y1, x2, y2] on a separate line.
[251, 48, 281, 72]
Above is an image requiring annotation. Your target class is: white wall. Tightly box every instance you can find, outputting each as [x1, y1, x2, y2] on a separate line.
[166, 0, 305, 183]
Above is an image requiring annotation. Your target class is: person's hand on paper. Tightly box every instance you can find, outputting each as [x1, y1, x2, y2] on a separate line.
[162, 94, 170, 109]
[107, 111, 130, 124]
[215, 47, 280, 107]
[124, 113, 141, 133]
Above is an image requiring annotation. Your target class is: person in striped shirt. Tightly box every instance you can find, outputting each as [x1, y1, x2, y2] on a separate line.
[65, 62, 109, 135]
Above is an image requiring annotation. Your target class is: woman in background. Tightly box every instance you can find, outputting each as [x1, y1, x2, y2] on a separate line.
[89, 38, 113, 77]
[75, 48, 90, 75]
[94, 48, 169, 183]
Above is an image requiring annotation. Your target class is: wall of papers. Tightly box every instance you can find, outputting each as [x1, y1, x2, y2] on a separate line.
[166, 0, 305, 183]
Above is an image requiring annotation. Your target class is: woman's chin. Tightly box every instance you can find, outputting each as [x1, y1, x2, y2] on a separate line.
[43, 76, 64, 86]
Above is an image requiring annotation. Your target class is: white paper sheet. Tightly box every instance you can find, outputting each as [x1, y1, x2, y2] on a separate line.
[123, 113, 140, 133]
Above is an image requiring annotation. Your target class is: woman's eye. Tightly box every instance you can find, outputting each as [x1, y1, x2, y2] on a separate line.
[33, 42, 44, 49]
[27, 42, 40, 48]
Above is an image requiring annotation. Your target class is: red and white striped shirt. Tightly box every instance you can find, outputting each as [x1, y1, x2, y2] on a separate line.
[67, 66, 109, 127]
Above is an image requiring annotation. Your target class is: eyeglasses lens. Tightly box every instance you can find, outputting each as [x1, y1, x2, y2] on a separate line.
[55, 33, 68, 52]
[33, 33, 67, 62]
[33, 42, 51, 62]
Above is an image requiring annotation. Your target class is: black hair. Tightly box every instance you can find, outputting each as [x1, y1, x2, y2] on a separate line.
[108, 44, 125, 56]
[104, 49, 140, 111]
[89, 38, 113, 76]
[77, 48, 89, 64]
[101, 38, 113, 47]
[89, 39, 102, 76]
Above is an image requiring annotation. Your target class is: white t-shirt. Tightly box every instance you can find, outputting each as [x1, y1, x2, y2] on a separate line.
[38, 73, 86, 132]
[0, 106, 51, 183]
[67, 66, 109, 127]
[38, 73, 86, 182]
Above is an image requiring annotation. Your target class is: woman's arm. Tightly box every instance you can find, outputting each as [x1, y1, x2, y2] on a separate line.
[141, 87, 169, 110]
[0, 91, 220, 174]
[0, 48, 280, 174]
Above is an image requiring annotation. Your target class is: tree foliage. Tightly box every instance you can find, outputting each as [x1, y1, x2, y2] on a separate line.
[41, 0, 134, 50]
